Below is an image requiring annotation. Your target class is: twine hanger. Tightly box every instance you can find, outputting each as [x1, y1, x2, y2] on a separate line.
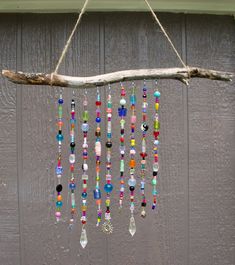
[53, 0, 187, 75]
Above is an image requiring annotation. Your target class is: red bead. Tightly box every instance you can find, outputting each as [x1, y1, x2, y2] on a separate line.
[82, 220, 86, 224]
[153, 131, 160, 137]
[120, 137, 124, 142]
[96, 101, 101, 106]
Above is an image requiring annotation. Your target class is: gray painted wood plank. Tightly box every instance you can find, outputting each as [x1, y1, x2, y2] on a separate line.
[0, 15, 20, 265]
[186, 14, 235, 265]
[104, 13, 188, 265]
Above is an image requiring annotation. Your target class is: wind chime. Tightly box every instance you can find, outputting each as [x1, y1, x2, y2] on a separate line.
[2, 0, 233, 250]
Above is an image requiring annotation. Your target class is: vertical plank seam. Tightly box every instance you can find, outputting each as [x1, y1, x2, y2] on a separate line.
[181, 14, 190, 265]
[16, 14, 23, 265]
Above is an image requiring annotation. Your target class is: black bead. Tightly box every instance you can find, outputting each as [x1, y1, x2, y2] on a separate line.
[141, 202, 147, 207]
[58, 130, 62, 134]
[153, 171, 158, 176]
[129, 186, 135, 191]
[56, 184, 63, 192]
[106, 141, 112, 148]
[70, 142, 75, 148]
[143, 124, 148, 131]
[106, 206, 110, 211]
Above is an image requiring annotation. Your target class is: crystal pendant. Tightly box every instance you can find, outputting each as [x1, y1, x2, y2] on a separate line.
[102, 220, 113, 234]
[80, 226, 88, 248]
[129, 215, 136, 236]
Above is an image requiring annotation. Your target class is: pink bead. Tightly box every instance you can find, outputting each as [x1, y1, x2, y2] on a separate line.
[131, 115, 136, 123]
[55, 211, 61, 217]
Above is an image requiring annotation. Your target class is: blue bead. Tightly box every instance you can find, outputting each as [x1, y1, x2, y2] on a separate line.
[130, 95, 136, 104]
[107, 133, 112, 138]
[93, 189, 101, 199]
[154, 91, 161, 98]
[55, 166, 63, 175]
[69, 183, 76, 189]
[56, 201, 63, 207]
[104, 183, 113, 193]
[58, 98, 64, 104]
[82, 192, 87, 198]
[96, 117, 101, 123]
[56, 134, 64, 141]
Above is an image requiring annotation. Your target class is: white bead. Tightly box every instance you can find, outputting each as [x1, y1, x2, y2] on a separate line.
[83, 163, 88, 171]
[120, 98, 126, 105]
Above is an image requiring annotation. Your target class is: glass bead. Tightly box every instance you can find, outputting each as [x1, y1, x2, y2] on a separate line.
[154, 91, 161, 98]
[55, 166, 63, 175]
[56, 201, 63, 207]
[128, 178, 136, 187]
[81, 123, 89, 132]
[120, 98, 126, 105]
[130, 95, 136, 105]
[155, 103, 159, 111]
[153, 163, 159, 171]
[141, 123, 149, 132]
[69, 183, 76, 189]
[56, 134, 64, 141]
[82, 111, 89, 122]
[80, 227, 88, 248]
[154, 120, 160, 130]
[104, 183, 113, 193]
[69, 154, 75, 163]
[82, 192, 87, 198]
[93, 189, 101, 199]
[151, 179, 157, 185]
[96, 117, 101, 123]
[56, 184, 63, 192]
[58, 98, 63, 104]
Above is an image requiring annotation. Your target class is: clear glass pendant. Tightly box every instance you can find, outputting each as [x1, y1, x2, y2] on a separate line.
[129, 215, 136, 236]
[80, 226, 88, 248]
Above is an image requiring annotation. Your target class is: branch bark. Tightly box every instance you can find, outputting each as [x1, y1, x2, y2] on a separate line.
[2, 67, 233, 89]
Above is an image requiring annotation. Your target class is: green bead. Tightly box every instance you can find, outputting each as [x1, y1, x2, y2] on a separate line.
[120, 160, 124, 172]
[107, 102, 112, 108]
[154, 120, 160, 130]
[83, 111, 89, 122]
[58, 105, 63, 111]
[151, 179, 157, 185]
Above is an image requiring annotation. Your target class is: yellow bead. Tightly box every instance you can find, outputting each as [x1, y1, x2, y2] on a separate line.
[81, 205, 87, 211]
[155, 103, 159, 111]
[131, 139, 135, 146]
[105, 199, 110, 206]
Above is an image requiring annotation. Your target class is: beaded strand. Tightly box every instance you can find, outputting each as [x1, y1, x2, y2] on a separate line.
[118, 83, 127, 209]
[128, 83, 137, 236]
[68, 98, 76, 228]
[152, 86, 161, 210]
[140, 82, 148, 217]
[55, 93, 64, 222]
[94, 88, 102, 226]
[80, 92, 89, 248]
[102, 87, 113, 234]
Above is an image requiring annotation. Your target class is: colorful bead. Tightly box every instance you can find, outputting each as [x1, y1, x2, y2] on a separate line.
[55, 94, 63, 222]
[128, 83, 137, 236]
[152, 85, 160, 210]
[80, 92, 89, 248]
[94, 88, 102, 226]
[102, 88, 113, 234]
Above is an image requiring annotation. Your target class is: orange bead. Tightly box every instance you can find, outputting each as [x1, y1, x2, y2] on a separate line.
[120, 180, 124, 185]
[129, 159, 136, 168]
[96, 199, 101, 205]
[57, 121, 63, 127]
[57, 195, 62, 201]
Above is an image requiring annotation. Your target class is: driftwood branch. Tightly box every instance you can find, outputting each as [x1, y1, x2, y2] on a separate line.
[2, 67, 233, 88]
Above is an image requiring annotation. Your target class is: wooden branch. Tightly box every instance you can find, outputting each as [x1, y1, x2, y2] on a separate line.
[2, 67, 233, 88]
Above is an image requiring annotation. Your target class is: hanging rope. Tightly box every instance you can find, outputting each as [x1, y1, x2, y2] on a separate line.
[54, 0, 89, 74]
[144, 0, 187, 68]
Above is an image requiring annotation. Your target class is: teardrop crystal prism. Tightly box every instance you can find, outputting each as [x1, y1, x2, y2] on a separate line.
[80, 227, 88, 248]
[129, 216, 136, 236]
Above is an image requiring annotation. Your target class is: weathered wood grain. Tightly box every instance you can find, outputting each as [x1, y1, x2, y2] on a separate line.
[0, 14, 20, 265]
[2, 67, 233, 88]
[187, 14, 235, 265]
